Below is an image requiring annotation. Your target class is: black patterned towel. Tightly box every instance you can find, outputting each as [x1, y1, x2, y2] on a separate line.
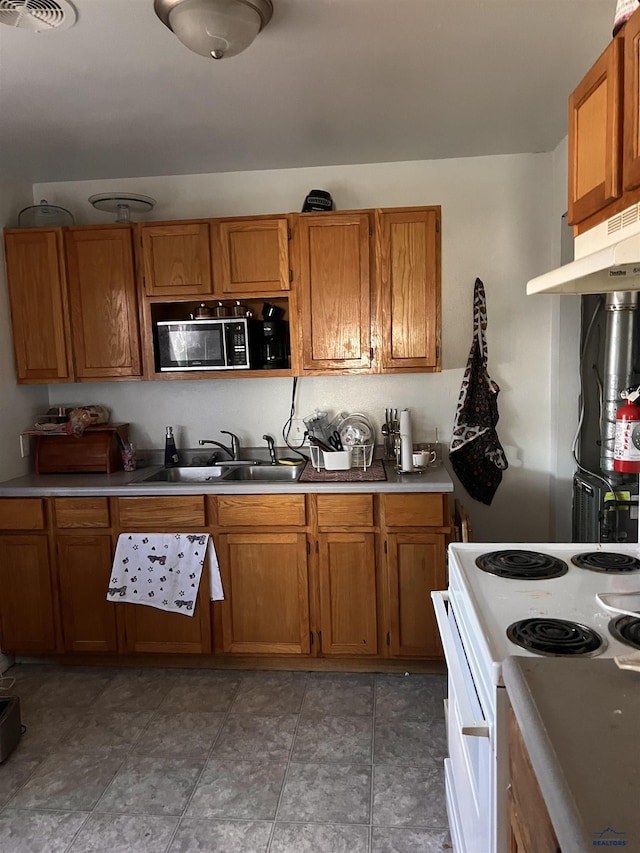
[449, 278, 508, 506]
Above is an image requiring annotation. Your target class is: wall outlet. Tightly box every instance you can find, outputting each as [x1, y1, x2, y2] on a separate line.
[289, 419, 307, 442]
[19, 434, 30, 458]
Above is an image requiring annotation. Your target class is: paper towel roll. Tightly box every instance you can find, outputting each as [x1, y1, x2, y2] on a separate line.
[400, 409, 414, 472]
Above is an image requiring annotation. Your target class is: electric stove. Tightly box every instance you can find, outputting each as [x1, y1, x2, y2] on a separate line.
[432, 542, 640, 853]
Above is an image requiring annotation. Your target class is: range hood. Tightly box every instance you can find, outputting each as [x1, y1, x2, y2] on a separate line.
[527, 203, 640, 295]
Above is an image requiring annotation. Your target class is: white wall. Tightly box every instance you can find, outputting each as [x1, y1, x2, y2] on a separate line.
[0, 182, 49, 480]
[548, 137, 581, 542]
[35, 153, 567, 542]
[0, 181, 50, 672]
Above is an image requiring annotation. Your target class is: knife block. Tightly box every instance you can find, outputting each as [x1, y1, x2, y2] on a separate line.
[34, 424, 129, 474]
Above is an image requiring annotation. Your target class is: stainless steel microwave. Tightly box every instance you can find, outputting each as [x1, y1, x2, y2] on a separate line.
[156, 318, 252, 371]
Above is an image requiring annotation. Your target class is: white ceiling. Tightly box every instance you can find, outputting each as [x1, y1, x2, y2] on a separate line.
[0, 0, 618, 184]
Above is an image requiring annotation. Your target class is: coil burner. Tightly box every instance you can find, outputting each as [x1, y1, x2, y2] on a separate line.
[571, 552, 640, 573]
[506, 618, 604, 657]
[475, 550, 568, 580]
[608, 615, 640, 650]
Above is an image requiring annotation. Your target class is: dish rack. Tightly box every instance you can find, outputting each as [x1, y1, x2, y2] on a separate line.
[310, 443, 374, 471]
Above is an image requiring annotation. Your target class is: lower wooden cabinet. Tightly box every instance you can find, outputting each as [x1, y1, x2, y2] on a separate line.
[317, 531, 379, 656]
[0, 491, 449, 662]
[57, 534, 118, 653]
[386, 532, 446, 658]
[114, 496, 212, 654]
[218, 532, 310, 655]
[508, 707, 561, 852]
[122, 594, 212, 655]
[0, 534, 57, 653]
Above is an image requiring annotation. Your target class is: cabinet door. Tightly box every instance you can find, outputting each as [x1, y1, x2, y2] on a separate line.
[0, 535, 57, 653]
[122, 591, 212, 655]
[218, 532, 310, 654]
[213, 218, 289, 294]
[375, 208, 440, 372]
[3, 229, 72, 382]
[568, 37, 624, 225]
[508, 709, 561, 853]
[64, 227, 141, 378]
[141, 223, 212, 296]
[386, 532, 445, 658]
[57, 534, 118, 653]
[296, 213, 372, 372]
[624, 9, 640, 191]
[317, 532, 378, 656]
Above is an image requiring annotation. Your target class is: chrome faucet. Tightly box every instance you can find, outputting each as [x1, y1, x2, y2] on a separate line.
[263, 434, 277, 464]
[199, 430, 241, 461]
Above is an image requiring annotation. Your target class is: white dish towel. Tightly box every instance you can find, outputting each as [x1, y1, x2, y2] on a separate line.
[107, 533, 224, 616]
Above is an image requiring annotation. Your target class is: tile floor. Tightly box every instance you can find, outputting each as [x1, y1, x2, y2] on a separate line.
[0, 665, 451, 853]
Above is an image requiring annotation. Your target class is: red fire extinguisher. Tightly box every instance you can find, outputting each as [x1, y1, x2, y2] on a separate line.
[614, 387, 640, 473]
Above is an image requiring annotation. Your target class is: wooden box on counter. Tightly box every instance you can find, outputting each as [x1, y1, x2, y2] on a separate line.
[33, 424, 129, 474]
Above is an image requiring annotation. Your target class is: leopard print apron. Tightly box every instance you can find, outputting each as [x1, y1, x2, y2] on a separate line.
[449, 278, 508, 506]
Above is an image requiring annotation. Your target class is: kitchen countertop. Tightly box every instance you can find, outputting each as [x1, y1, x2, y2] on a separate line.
[0, 461, 454, 497]
[503, 656, 640, 853]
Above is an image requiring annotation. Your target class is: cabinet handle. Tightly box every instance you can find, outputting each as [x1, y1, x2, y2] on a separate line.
[310, 631, 314, 647]
[318, 630, 322, 652]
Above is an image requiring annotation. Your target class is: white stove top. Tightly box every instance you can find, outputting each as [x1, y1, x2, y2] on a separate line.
[448, 542, 640, 670]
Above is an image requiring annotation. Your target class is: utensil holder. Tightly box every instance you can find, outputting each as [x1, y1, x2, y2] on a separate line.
[323, 449, 353, 470]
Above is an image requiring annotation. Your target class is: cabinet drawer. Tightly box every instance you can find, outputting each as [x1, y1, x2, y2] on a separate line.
[382, 493, 446, 527]
[0, 498, 45, 530]
[117, 497, 206, 527]
[316, 494, 374, 527]
[216, 495, 306, 527]
[54, 498, 110, 528]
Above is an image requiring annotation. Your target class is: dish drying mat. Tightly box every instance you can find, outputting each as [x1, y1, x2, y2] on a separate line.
[299, 459, 387, 483]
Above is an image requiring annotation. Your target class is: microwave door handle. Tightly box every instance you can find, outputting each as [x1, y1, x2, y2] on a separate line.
[431, 591, 490, 739]
[221, 322, 230, 366]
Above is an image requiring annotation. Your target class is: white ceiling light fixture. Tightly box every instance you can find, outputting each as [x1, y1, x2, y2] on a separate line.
[88, 193, 156, 223]
[154, 0, 273, 60]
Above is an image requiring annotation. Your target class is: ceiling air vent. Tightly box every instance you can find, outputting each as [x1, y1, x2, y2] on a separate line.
[0, 0, 76, 32]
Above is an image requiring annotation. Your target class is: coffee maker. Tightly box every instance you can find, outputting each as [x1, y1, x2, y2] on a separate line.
[252, 304, 290, 369]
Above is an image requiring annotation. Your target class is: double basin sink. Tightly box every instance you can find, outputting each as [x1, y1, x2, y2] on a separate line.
[136, 460, 302, 485]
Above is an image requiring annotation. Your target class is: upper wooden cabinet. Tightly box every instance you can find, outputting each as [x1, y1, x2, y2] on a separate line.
[374, 207, 441, 372]
[140, 222, 212, 297]
[624, 9, 640, 192]
[568, 6, 640, 229]
[294, 212, 373, 373]
[64, 226, 142, 379]
[4, 205, 441, 384]
[568, 36, 624, 226]
[212, 217, 290, 294]
[293, 207, 441, 376]
[140, 217, 290, 298]
[3, 229, 72, 383]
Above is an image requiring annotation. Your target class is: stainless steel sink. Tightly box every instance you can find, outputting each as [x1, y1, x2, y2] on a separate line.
[223, 464, 303, 482]
[138, 466, 233, 483]
[133, 462, 303, 484]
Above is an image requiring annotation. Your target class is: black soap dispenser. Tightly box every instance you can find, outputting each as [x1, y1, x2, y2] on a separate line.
[164, 426, 179, 468]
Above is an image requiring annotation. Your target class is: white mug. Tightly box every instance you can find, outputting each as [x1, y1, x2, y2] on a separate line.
[412, 450, 437, 468]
